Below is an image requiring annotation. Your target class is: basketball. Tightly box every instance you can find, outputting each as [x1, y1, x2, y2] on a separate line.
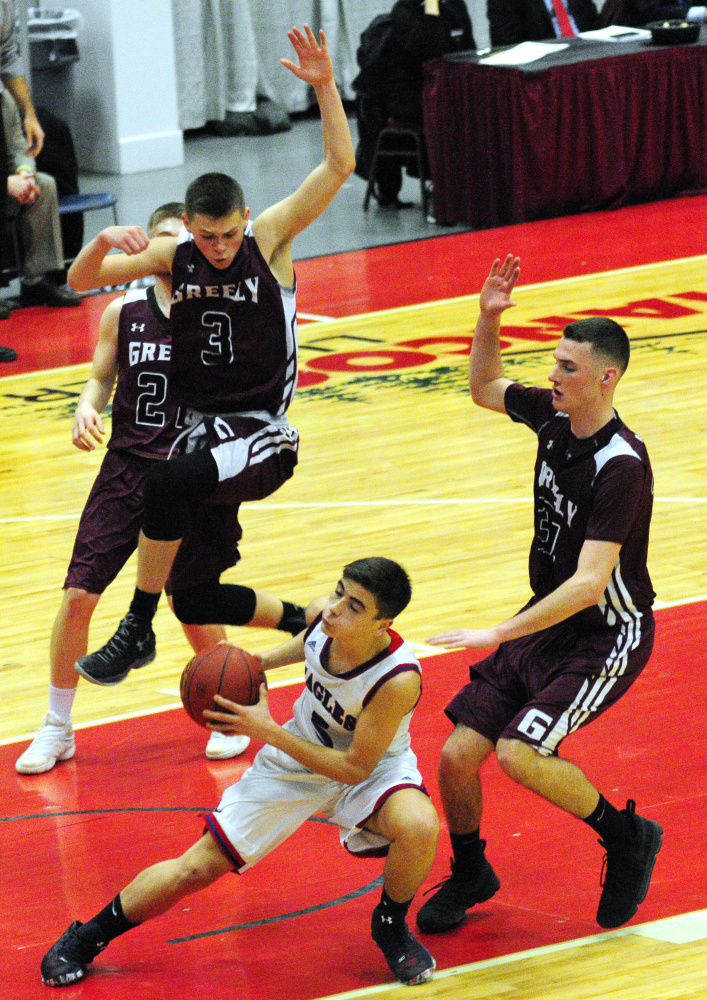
[180, 642, 266, 729]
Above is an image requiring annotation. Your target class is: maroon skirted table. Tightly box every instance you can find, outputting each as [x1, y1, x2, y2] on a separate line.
[423, 30, 707, 228]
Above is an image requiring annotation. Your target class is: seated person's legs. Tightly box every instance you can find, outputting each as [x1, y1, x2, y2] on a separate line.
[16, 172, 82, 307]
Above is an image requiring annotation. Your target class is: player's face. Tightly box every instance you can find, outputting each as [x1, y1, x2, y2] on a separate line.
[548, 338, 607, 417]
[184, 208, 250, 269]
[321, 578, 390, 644]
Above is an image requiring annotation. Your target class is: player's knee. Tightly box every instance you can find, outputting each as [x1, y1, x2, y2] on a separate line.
[496, 738, 537, 783]
[173, 581, 256, 627]
[174, 834, 232, 893]
[172, 581, 220, 624]
[62, 587, 100, 622]
[174, 856, 222, 894]
[398, 800, 439, 851]
[439, 731, 474, 781]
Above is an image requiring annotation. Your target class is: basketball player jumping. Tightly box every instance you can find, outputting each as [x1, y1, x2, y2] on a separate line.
[41, 558, 439, 988]
[15, 204, 311, 774]
[64, 25, 355, 686]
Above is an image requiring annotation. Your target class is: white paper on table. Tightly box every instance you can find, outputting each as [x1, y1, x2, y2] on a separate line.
[578, 25, 652, 41]
[479, 41, 569, 66]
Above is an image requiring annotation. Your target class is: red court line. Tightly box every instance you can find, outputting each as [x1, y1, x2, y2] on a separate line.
[2, 193, 707, 376]
[2, 601, 705, 1000]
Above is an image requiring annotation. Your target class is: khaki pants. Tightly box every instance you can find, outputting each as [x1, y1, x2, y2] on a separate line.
[6, 171, 64, 280]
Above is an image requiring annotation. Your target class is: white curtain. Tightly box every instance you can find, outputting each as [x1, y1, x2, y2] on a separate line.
[171, 0, 492, 129]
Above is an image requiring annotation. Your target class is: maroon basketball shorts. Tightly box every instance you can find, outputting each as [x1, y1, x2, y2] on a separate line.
[64, 449, 242, 595]
[181, 410, 298, 505]
[446, 613, 655, 756]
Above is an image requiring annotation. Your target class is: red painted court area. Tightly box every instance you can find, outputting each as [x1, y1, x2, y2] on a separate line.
[2, 601, 705, 1000]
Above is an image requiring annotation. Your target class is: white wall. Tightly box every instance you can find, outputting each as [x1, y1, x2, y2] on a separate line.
[72, 0, 183, 174]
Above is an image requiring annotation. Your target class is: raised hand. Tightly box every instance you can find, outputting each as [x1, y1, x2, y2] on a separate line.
[281, 25, 334, 89]
[479, 255, 520, 316]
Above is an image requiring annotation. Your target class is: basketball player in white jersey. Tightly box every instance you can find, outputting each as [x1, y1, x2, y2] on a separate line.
[41, 559, 439, 989]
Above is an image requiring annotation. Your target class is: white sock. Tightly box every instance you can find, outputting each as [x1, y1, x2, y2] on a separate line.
[48, 684, 77, 723]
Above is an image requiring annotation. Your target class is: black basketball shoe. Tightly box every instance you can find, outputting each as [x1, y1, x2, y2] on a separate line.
[416, 851, 500, 934]
[41, 921, 105, 987]
[371, 911, 435, 986]
[75, 613, 156, 685]
[596, 799, 663, 929]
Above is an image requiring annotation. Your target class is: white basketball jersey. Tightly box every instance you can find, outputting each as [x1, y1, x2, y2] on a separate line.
[290, 617, 421, 757]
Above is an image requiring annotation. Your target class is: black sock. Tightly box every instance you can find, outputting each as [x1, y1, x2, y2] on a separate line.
[373, 889, 411, 932]
[583, 795, 632, 844]
[128, 588, 160, 623]
[450, 830, 485, 873]
[76, 895, 138, 952]
[277, 601, 307, 635]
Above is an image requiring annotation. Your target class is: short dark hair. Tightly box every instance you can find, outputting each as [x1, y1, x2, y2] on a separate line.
[342, 557, 412, 620]
[147, 202, 185, 237]
[563, 317, 630, 374]
[184, 173, 246, 220]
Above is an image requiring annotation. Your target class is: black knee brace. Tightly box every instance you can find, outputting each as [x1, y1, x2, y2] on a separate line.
[172, 579, 257, 626]
[142, 450, 220, 541]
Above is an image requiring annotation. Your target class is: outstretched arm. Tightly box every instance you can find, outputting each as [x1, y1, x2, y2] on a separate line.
[468, 255, 520, 413]
[72, 297, 122, 451]
[68, 228, 177, 291]
[427, 539, 621, 649]
[252, 26, 355, 284]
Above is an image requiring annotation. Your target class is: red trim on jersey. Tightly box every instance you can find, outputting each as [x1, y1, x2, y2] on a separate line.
[203, 812, 246, 872]
[362, 665, 422, 709]
[331, 628, 406, 680]
[344, 781, 429, 858]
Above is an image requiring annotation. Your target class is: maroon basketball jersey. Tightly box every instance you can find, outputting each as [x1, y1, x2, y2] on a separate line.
[108, 287, 181, 455]
[169, 225, 298, 415]
[505, 383, 655, 629]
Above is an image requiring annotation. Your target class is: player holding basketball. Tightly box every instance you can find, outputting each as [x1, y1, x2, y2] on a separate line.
[41, 558, 439, 988]
[15, 204, 311, 775]
[64, 25, 355, 687]
[415, 255, 662, 936]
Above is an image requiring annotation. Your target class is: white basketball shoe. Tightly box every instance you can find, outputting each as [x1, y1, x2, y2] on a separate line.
[205, 731, 251, 760]
[16, 711, 76, 774]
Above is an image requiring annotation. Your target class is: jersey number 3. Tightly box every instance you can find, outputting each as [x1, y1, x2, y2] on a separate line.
[201, 311, 234, 366]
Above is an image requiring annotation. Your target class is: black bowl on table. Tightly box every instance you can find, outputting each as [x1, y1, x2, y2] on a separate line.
[647, 19, 701, 44]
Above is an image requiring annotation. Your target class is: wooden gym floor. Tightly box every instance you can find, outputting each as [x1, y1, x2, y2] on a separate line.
[0, 195, 706, 999]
